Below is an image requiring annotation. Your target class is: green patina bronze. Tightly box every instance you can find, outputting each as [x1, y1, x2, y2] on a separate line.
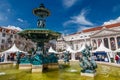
[16, 52, 31, 64]
[48, 53, 58, 63]
[63, 51, 70, 63]
[80, 45, 97, 73]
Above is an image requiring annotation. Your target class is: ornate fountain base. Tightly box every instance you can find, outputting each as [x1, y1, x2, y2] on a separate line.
[19, 64, 32, 70]
[70, 60, 79, 65]
[81, 72, 97, 77]
[48, 63, 59, 69]
[32, 65, 43, 73]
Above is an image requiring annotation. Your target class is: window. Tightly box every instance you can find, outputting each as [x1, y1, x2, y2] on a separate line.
[117, 36, 120, 48]
[104, 38, 109, 48]
[76, 45, 78, 50]
[2, 39, 5, 43]
[14, 35, 17, 38]
[80, 36, 83, 38]
[2, 33, 6, 37]
[10, 34, 13, 38]
[1, 45, 4, 49]
[110, 37, 116, 50]
[2, 29, 5, 32]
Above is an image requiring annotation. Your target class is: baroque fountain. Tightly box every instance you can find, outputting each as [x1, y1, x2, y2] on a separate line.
[0, 3, 120, 80]
[17, 3, 60, 72]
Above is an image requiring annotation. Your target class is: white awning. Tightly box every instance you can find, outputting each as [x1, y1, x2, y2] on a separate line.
[48, 46, 58, 53]
[76, 44, 86, 52]
[66, 46, 76, 53]
[92, 43, 113, 52]
[114, 48, 120, 52]
[1, 44, 27, 54]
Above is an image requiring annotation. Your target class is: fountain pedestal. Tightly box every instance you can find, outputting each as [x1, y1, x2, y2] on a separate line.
[81, 72, 96, 77]
[48, 63, 59, 69]
[70, 60, 79, 65]
[32, 65, 43, 73]
[19, 64, 32, 70]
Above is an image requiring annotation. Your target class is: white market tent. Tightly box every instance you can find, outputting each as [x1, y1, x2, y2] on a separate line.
[1, 44, 27, 54]
[0, 44, 27, 62]
[66, 46, 76, 60]
[114, 48, 120, 52]
[66, 46, 76, 53]
[76, 44, 86, 52]
[48, 46, 58, 53]
[92, 42, 114, 62]
[92, 43, 113, 52]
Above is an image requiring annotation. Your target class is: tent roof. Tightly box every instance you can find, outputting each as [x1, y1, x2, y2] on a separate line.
[48, 46, 57, 53]
[114, 48, 120, 52]
[92, 43, 113, 52]
[66, 46, 75, 53]
[1, 44, 27, 54]
[77, 44, 86, 52]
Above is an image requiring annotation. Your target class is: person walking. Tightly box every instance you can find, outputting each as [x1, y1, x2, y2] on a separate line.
[115, 53, 120, 64]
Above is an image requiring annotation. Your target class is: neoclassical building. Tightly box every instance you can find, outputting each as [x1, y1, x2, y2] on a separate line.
[56, 23, 120, 51]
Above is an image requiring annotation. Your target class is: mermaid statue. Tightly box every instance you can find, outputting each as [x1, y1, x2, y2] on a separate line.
[80, 45, 97, 73]
[31, 47, 43, 65]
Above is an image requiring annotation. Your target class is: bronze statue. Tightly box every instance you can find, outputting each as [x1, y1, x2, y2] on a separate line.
[80, 45, 97, 73]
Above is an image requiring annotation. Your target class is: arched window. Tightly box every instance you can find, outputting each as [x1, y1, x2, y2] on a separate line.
[117, 36, 120, 48]
[98, 39, 102, 47]
[104, 38, 109, 48]
[92, 39, 97, 50]
[110, 37, 116, 50]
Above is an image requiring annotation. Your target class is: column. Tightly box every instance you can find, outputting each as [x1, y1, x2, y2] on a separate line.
[96, 39, 98, 48]
[90, 38, 93, 51]
[102, 38, 104, 45]
[108, 37, 111, 50]
[90, 38, 93, 47]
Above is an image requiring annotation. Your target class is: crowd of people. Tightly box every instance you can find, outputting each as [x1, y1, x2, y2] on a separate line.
[0, 53, 18, 62]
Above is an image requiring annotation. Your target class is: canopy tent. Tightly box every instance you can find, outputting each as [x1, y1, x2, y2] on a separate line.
[0, 44, 27, 62]
[92, 43, 113, 52]
[66, 45, 76, 60]
[76, 44, 86, 52]
[1, 44, 27, 54]
[114, 48, 120, 52]
[92, 42, 114, 62]
[66, 46, 76, 53]
[48, 46, 58, 53]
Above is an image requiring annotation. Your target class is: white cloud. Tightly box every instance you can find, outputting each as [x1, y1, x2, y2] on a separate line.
[103, 16, 120, 25]
[4, 25, 23, 31]
[17, 18, 24, 22]
[63, 0, 77, 8]
[63, 9, 93, 26]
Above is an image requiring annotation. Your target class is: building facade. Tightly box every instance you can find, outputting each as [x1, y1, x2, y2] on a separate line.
[0, 27, 35, 52]
[56, 23, 120, 51]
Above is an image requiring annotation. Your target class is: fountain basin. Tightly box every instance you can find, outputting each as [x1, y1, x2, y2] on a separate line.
[0, 61, 120, 80]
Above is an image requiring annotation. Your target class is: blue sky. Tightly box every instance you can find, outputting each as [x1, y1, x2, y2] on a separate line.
[0, 0, 120, 34]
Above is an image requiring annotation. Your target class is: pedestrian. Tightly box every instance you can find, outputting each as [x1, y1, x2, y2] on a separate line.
[115, 53, 120, 64]
[104, 56, 109, 62]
